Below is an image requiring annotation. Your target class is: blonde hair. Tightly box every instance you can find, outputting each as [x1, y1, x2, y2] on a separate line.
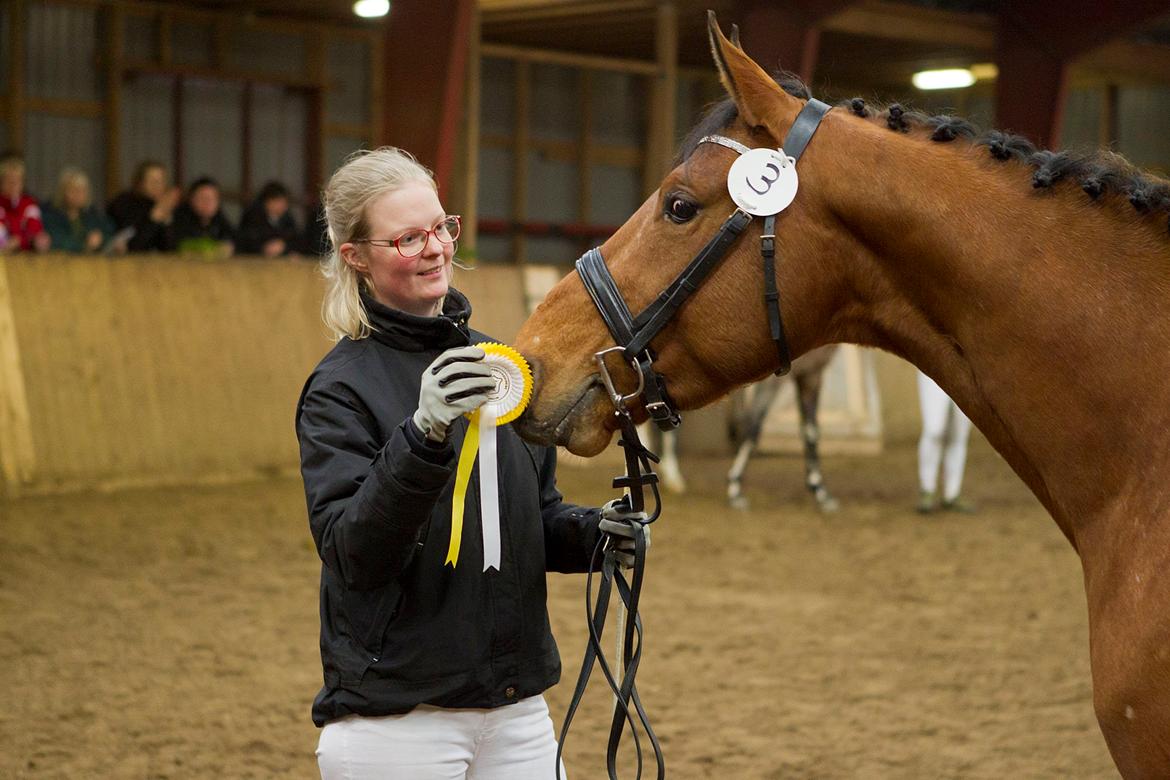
[53, 167, 90, 210]
[320, 147, 438, 341]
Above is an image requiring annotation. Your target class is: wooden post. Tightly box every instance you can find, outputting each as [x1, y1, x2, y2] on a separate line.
[463, 3, 481, 254]
[8, 0, 27, 152]
[643, 0, 677, 195]
[0, 259, 37, 498]
[511, 60, 530, 264]
[105, 4, 125, 197]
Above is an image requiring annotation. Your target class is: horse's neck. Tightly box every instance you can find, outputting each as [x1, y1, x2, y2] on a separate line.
[820, 126, 1170, 540]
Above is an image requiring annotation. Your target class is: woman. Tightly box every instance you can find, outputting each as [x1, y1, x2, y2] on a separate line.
[172, 176, 235, 257]
[105, 159, 180, 253]
[237, 180, 300, 257]
[297, 147, 630, 779]
[41, 168, 116, 254]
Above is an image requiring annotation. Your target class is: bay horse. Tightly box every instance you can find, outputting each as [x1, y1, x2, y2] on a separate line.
[514, 13, 1170, 777]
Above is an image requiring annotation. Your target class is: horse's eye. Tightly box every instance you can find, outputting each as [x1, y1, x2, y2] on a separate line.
[664, 194, 698, 224]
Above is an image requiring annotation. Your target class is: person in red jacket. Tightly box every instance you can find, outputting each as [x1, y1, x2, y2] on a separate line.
[0, 152, 49, 253]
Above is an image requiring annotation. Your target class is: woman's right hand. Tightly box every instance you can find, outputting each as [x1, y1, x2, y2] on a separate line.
[412, 346, 496, 443]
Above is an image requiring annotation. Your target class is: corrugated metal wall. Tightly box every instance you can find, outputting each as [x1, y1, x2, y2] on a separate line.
[23, 113, 104, 205]
[120, 73, 175, 188]
[182, 79, 244, 217]
[1062, 86, 1103, 150]
[475, 59, 652, 264]
[21, 3, 105, 201]
[250, 84, 309, 203]
[26, 2, 100, 102]
[1118, 85, 1170, 172]
[9, 1, 373, 217]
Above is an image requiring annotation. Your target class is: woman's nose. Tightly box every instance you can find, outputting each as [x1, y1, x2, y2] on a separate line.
[422, 230, 445, 257]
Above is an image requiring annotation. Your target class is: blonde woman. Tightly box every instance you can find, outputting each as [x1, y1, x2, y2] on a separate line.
[296, 148, 635, 780]
[41, 168, 116, 253]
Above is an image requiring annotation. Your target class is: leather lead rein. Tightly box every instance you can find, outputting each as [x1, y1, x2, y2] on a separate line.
[560, 97, 831, 779]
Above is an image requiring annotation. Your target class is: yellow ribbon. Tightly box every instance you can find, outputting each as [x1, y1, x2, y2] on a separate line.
[446, 410, 481, 568]
[445, 343, 532, 570]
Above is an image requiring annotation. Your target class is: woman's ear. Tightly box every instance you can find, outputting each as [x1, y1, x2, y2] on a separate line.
[340, 242, 368, 273]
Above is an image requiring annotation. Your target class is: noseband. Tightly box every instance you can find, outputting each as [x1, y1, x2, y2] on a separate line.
[576, 97, 832, 430]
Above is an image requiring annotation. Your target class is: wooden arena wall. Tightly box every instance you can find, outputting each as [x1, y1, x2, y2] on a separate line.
[0, 255, 925, 499]
[0, 256, 528, 499]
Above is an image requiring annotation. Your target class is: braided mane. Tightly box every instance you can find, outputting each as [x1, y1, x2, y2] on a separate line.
[677, 72, 1170, 234]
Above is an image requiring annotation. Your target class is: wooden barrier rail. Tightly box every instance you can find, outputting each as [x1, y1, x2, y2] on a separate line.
[0, 255, 529, 499]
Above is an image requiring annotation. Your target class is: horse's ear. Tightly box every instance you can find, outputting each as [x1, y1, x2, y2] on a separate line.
[730, 23, 741, 48]
[707, 11, 800, 134]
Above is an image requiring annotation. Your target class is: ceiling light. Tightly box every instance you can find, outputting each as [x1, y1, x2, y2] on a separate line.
[912, 68, 976, 90]
[353, 0, 390, 18]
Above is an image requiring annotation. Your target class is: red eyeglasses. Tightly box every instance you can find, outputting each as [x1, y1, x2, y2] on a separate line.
[352, 215, 461, 258]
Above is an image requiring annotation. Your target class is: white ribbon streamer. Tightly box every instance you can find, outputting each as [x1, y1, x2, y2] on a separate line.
[479, 404, 501, 571]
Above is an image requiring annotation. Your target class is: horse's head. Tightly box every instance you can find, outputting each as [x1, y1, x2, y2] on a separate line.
[514, 13, 856, 455]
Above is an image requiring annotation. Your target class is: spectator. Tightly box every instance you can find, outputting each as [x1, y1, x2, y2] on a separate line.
[0, 151, 49, 253]
[106, 160, 180, 252]
[916, 369, 975, 514]
[298, 197, 328, 257]
[237, 180, 299, 257]
[172, 176, 235, 257]
[41, 167, 117, 254]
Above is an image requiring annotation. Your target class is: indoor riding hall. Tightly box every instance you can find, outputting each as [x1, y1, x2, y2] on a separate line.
[2, 0, 1168, 777]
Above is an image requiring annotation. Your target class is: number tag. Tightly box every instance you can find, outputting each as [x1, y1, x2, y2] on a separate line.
[726, 148, 799, 216]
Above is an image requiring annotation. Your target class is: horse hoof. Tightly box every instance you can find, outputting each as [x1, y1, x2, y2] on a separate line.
[662, 474, 687, 495]
[818, 496, 841, 513]
[729, 495, 750, 511]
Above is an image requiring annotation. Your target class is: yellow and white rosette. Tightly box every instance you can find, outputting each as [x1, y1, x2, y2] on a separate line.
[447, 342, 533, 571]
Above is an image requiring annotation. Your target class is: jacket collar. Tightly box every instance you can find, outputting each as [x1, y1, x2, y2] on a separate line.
[362, 288, 473, 352]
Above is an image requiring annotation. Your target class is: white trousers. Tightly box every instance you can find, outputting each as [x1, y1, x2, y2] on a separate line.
[317, 695, 566, 780]
[917, 371, 972, 501]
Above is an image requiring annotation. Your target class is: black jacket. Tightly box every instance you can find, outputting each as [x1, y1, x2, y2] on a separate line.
[236, 204, 299, 255]
[296, 289, 601, 726]
[105, 191, 173, 252]
[171, 205, 235, 247]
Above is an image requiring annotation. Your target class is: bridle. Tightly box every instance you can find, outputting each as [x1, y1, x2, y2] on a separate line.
[557, 97, 831, 780]
[576, 97, 832, 431]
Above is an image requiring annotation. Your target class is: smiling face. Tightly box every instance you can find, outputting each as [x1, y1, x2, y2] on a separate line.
[340, 182, 453, 317]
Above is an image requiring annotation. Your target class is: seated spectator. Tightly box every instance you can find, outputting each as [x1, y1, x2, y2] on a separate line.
[238, 181, 300, 257]
[0, 151, 49, 253]
[172, 177, 235, 258]
[42, 167, 117, 254]
[298, 197, 328, 257]
[106, 160, 180, 252]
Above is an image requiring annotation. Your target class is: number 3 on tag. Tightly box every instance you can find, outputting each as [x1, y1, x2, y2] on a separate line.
[727, 148, 799, 216]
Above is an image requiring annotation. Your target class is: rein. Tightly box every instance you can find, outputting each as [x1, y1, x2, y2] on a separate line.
[557, 97, 831, 779]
